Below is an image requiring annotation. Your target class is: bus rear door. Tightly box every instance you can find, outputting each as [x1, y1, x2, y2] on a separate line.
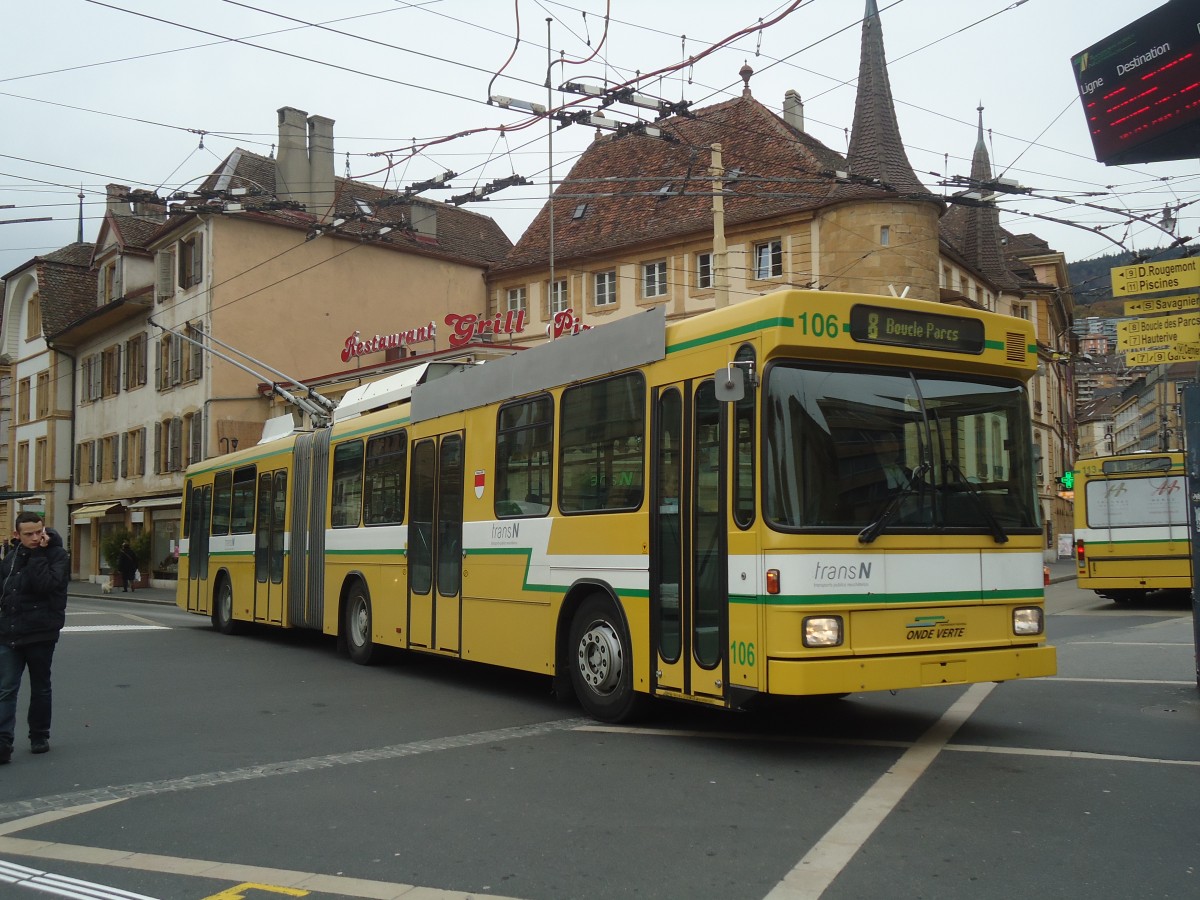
[185, 481, 212, 614]
[652, 380, 728, 702]
[408, 432, 465, 653]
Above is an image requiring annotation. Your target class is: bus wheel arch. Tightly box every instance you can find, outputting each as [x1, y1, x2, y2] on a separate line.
[342, 575, 379, 665]
[211, 570, 239, 635]
[561, 583, 645, 723]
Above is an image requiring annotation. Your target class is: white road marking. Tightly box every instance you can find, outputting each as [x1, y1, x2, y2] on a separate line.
[764, 682, 995, 900]
[0, 856, 159, 900]
[61, 626, 169, 633]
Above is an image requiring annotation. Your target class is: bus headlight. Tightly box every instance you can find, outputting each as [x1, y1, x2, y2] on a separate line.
[1012, 607, 1044, 636]
[803, 615, 843, 647]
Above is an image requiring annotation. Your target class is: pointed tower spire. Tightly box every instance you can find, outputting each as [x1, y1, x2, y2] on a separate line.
[77, 185, 85, 243]
[845, 0, 929, 196]
[961, 104, 1020, 289]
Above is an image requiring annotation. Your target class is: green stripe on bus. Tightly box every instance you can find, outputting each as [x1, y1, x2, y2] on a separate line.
[666, 317, 792, 354]
[729, 587, 1039, 605]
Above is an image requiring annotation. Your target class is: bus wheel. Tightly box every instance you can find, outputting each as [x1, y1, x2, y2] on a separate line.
[212, 579, 238, 635]
[345, 584, 378, 666]
[569, 595, 643, 723]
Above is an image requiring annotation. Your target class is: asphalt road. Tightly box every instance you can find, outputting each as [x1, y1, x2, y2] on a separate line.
[0, 580, 1195, 900]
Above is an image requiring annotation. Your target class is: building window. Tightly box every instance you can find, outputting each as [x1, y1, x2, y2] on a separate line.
[102, 344, 122, 398]
[125, 333, 148, 389]
[17, 378, 30, 422]
[80, 353, 103, 402]
[75, 440, 95, 485]
[696, 252, 713, 290]
[754, 240, 783, 280]
[506, 287, 527, 313]
[594, 270, 617, 307]
[34, 437, 47, 488]
[642, 261, 667, 299]
[25, 294, 40, 341]
[880, 225, 890, 246]
[16, 442, 29, 491]
[158, 333, 183, 391]
[101, 435, 119, 481]
[185, 323, 204, 383]
[35, 372, 50, 418]
[185, 410, 203, 466]
[98, 259, 122, 305]
[179, 233, 204, 289]
[548, 279, 569, 316]
[1013, 304, 1031, 321]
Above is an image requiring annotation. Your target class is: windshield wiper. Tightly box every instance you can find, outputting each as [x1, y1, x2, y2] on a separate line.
[858, 463, 930, 544]
[942, 462, 1008, 544]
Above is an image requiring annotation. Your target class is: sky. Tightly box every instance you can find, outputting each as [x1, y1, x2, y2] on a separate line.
[2, 0, 1196, 282]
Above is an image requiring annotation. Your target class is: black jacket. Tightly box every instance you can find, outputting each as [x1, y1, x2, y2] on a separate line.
[0, 527, 69, 646]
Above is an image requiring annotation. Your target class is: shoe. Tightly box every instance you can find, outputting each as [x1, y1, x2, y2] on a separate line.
[0, 745, 11, 764]
[30, 739, 48, 754]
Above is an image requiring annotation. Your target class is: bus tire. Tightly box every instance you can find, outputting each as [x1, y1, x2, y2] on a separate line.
[568, 594, 643, 723]
[212, 578, 238, 635]
[345, 583, 378, 666]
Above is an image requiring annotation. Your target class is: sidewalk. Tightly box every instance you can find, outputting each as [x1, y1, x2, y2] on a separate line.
[68, 579, 177, 606]
[1045, 558, 1077, 585]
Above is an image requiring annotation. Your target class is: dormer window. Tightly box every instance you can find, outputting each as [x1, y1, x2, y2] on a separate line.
[573, 203, 588, 220]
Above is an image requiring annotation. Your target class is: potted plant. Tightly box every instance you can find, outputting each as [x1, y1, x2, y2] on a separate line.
[101, 529, 150, 588]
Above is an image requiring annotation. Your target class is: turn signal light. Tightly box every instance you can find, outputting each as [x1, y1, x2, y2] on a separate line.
[766, 568, 780, 595]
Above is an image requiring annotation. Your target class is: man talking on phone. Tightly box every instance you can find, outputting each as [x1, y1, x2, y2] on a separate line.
[0, 511, 69, 763]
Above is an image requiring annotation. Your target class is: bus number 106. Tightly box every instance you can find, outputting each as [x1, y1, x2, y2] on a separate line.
[731, 641, 756, 666]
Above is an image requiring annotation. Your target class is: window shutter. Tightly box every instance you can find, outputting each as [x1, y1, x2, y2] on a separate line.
[138, 334, 147, 385]
[153, 424, 162, 474]
[113, 345, 122, 395]
[169, 334, 182, 385]
[121, 432, 129, 479]
[170, 417, 183, 471]
[190, 409, 203, 463]
[192, 233, 204, 286]
[91, 441, 99, 484]
[138, 427, 147, 476]
[75, 445, 83, 485]
[113, 263, 123, 301]
[90, 355, 102, 401]
[156, 249, 175, 302]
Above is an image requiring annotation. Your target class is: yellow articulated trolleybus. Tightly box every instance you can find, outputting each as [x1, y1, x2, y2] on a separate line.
[1073, 451, 1190, 604]
[178, 288, 1055, 722]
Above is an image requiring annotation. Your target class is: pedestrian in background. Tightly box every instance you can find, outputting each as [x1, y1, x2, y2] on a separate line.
[0, 511, 69, 763]
[117, 540, 138, 593]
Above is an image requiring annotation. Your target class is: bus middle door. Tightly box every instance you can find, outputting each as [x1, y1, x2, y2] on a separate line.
[253, 469, 288, 624]
[652, 380, 728, 702]
[408, 432, 464, 653]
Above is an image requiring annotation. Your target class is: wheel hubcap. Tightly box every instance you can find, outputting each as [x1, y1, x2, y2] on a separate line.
[577, 621, 622, 694]
[351, 600, 368, 645]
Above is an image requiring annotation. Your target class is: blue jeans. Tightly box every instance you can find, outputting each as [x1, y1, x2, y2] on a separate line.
[0, 641, 56, 748]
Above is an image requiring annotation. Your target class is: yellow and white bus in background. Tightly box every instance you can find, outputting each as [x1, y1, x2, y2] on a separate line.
[1073, 451, 1191, 604]
[178, 289, 1055, 721]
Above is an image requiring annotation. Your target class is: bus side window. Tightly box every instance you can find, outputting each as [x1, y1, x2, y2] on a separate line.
[332, 440, 364, 528]
[364, 429, 407, 525]
[496, 395, 553, 518]
[559, 372, 645, 514]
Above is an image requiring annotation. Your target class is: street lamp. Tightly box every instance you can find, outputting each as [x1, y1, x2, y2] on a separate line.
[219, 437, 239, 454]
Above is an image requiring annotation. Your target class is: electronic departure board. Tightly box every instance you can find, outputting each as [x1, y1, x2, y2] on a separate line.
[1072, 0, 1200, 165]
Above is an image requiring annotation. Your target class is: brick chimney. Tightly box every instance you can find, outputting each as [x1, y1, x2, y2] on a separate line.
[106, 183, 130, 215]
[307, 115, 336, 221]
[783, 90, 804, 131]
[276, 107, 309, 210]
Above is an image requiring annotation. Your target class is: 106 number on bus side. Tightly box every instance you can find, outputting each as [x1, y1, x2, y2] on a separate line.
[795, 312, 840, 341]
[731, 641, 756, 666]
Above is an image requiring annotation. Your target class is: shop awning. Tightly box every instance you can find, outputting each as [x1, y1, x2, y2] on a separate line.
[127, 496, 181, 510]
[72, 502, 122, 520]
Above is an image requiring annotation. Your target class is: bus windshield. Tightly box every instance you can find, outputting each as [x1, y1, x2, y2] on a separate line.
[764, 364, 1038, 533]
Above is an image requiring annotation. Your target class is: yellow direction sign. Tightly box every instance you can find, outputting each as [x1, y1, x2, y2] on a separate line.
[1125, 345, 1200, 365]
[1111, 259, 1200, 296]
[1124, 293, 1200, 315]
[1115, 313, 1200, 351]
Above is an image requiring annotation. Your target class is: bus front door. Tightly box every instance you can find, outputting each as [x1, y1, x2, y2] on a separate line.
[186, 482, 212, 614]
[408, 432, 464, 653]
[253, 469, 287, 624]
[652, 380, 728, 702]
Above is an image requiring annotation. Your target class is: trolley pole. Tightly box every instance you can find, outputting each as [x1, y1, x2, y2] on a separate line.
[1181, 381, 1200, 689]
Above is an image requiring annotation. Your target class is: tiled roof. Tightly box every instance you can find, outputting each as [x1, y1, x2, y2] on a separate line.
[110, 213, 165, 254]
[34, 244, 96, 337]
[189, 150, 512, 268]
[497, 95, 851, 271]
